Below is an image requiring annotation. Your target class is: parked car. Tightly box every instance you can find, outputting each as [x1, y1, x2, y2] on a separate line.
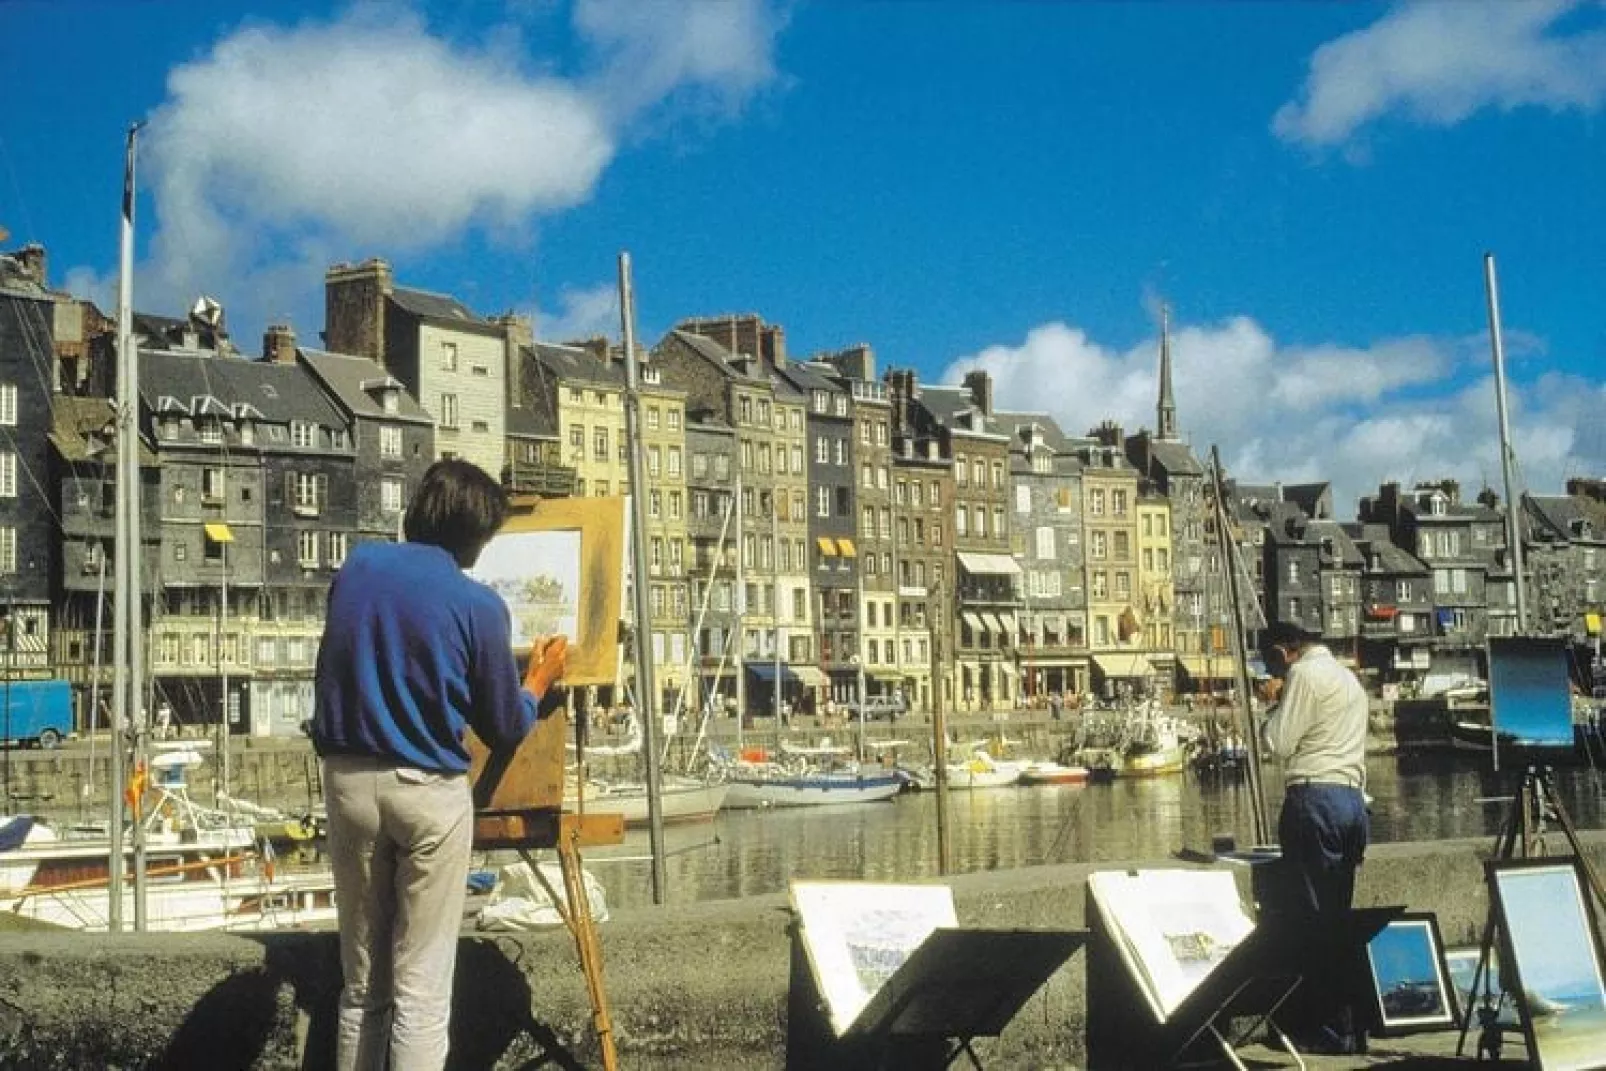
[845, 695, 907, 721]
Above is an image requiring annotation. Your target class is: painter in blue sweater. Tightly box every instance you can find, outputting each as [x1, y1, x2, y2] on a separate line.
[312, 459, 567, 1071]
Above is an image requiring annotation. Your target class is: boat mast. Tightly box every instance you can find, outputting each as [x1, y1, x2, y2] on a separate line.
[616, 252, 666, 902]
[1209, 446, 1270, 846]
[1484, 253, 1528, 634]
[113, 121, 150, 931]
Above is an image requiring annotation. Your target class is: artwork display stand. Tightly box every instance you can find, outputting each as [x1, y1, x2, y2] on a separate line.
[1085, 874, 1399, 1070]
[469, 710, 626, 1071]
[1455, 765, 1606, 1060]
[786, 882, 1084, 1070]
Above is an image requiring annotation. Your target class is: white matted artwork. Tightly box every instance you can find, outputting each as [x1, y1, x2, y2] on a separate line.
[1086, 868, 1254, 1021]
[471, 529, 583, 646]
[790, 880, 958, 1036]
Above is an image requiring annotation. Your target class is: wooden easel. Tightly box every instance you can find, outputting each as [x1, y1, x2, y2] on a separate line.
[470, 711, 625, 1071]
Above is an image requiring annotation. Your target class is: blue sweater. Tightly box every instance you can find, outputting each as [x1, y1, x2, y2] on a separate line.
[311, 541, 539, 773]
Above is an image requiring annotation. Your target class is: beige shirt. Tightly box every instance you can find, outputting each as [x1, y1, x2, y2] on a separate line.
[1260, 644, 1368, 788]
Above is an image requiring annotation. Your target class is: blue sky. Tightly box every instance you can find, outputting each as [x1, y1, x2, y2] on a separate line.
[2, 0, 1604, 512]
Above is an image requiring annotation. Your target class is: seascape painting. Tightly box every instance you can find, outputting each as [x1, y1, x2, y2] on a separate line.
[1493, 862, 1606, 1070]
[470, 529, 583, 647]
[1445, 948, 1521, 1028]
[1367, 916, 1456, 1033]
[1488, 637, 1575, 753]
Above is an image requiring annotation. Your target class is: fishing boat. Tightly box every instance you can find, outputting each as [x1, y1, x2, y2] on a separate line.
[1018, 761, 1089, 786]
[0, 762, 338, 933]
[569, 775, 730, 825]
[944, 749, 1024, 789]
[721, 756, 903, 809]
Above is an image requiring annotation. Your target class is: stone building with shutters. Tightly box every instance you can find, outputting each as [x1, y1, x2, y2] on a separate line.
[884, 369, 952, 715]
[323, 258, 509, 478]
[1079, 424, 1150, 699]
[994, 410, 1089, 702]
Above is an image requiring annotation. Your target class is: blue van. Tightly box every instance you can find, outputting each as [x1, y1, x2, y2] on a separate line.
[0, 680, 73, 749]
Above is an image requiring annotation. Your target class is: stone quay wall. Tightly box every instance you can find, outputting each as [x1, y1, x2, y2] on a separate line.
[0, 829, 1598, 1070]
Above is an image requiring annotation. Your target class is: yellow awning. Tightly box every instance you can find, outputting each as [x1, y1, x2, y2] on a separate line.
[815, 537, 837, 556]
[1588, 612, 1602, 636]
[835, 538, 857, 557]
[203, 523, 234, 543]
[1093, 653, 1155, 678]
[1178, 654, 1240, 679]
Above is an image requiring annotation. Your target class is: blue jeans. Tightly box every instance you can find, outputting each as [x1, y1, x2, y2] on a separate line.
[1266, 783, 1369, 1039]
[1276, 783, 1369, 921]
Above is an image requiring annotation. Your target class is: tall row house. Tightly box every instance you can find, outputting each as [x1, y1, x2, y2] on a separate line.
[1349, 525, 1435, 684]
[994, 411, 1089, 699]
[1524, 484, 1606, 642]
[814, 347, 904, 705]
[1080, 425, 1148, 699]
[885, 370, 952, 714]
[0, 251, 67, 687]
[685, 415, 739, 711]
[779, 360, 858, 707]
[655, 319, 816, 715]
[324, 259, 508, 477]
[913, 372, 1017, 714]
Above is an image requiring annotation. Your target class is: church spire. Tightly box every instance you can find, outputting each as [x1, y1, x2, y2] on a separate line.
[1157, 303, 1178, 441]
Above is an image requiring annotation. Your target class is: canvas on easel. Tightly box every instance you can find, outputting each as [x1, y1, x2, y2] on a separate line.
[469, 494, 627, 687]
[1084, 867, 1401, 1069]
[787, 880, 1084, 1069]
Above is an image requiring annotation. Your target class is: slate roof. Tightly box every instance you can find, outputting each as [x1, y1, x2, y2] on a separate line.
[775, 359, 846, 399]
[139, 349, 345, 429]
[1145, 438, 1205, 477]
[388, 286, 496, 331]
[918, 384, 1009, 440]
[1524, 493, 1606, 543]
[666, 330, 768, 384]
[299, 348, 432, 424]
[49, 395, 157, 464]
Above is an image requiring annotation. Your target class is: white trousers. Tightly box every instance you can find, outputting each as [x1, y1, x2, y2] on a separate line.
[324, 755, 473, 1071]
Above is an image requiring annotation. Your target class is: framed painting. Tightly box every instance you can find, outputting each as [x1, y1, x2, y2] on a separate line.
[1444, 947, 1520, 1029]
[1490, 858, 1606, 1070]
[469, 495, 627, 687]
[1365, 913, 1458, 1035]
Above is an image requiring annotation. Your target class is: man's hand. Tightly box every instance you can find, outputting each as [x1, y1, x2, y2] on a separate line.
[524, 635, 568, 698]
[1256, 676, 1283, 705]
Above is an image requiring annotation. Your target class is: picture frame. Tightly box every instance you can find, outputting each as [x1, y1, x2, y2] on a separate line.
[1489, 858, 1606, 1070]
[1365, 912, 1458, 1035]
[469, 495, 627, 687]
[1444, 946, 1520, 1029]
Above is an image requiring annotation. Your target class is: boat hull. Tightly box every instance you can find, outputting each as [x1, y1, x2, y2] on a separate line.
[943, 761, 1025, 789]
[723, 774, 903, 809]
[1121, 746, 1187, 778]
[570, 781, 730, 826]
[1019, 763, 1089, 786]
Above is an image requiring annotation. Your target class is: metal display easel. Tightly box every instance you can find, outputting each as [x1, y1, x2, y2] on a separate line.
[1455, 765, 1606, 1060]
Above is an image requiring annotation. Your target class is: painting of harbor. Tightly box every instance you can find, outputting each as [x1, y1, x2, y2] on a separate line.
[1366, 915, 1455, 1032]
[1493, 861, 1606, 1070]
[469, 529, 582, 648]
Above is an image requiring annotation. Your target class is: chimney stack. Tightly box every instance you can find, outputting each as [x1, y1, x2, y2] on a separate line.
[962, 370, 993, 417]
[263, 323, 297, 364]
[497, 313, 533, 408]
[323, 257, 393, 363]
[16, 244, 46, 288]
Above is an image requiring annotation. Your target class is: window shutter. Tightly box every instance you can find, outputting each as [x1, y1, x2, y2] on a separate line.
[284, 471, 295, 504]
[317, 473, 329, 509]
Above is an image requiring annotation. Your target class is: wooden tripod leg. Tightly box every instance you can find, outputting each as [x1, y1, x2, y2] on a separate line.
[558, 830, 619, 1071]
[1539, 773, 1606, 914]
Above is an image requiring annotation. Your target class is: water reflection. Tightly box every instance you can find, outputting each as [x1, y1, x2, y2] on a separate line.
[574, 756, 1606, 913]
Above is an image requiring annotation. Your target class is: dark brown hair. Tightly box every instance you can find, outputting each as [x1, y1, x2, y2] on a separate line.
[403, 459, 507, 567]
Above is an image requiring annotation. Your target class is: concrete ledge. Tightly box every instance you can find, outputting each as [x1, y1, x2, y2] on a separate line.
[1, 830, 1602, 1069]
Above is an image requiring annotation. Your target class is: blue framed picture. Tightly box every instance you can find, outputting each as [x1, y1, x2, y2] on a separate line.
[1366, 913, 1458, 1035]
[1490, 859, 1606, 1070]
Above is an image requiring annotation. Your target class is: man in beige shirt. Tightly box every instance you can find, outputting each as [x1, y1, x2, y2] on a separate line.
[1258, 621, 1371, 1054]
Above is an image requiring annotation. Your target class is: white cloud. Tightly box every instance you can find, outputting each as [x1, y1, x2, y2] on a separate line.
[533, 280, 619, 342]
[100, 1, 783, 340]
[1274, 0, 1606, 149]
[942, 313, 1606, 518]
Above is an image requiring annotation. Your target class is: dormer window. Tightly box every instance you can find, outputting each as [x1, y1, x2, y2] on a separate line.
[240, 422, 255, 446]
[812, 390, 828, 414]
[199, 418, 223, 445]
[291, 421, 316, 448]
[381, 388, 399, 414]
[1428, 493, 1446, 516]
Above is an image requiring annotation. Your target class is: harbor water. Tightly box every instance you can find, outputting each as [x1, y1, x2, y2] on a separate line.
[574, 754, 1606, 912]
